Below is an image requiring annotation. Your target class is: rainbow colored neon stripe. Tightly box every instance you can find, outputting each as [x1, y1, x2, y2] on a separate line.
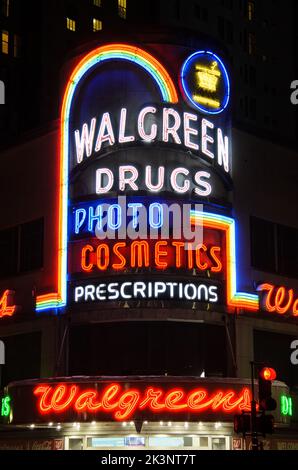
[190, 211, 259, 311]
[36, 44, 178, 312]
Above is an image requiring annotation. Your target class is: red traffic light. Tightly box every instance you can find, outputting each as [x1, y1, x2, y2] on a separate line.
[259, 367, 276, 381]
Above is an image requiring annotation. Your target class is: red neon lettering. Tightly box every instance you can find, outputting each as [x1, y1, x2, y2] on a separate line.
[139, 388, 165, 410]
[293, 298, 298, 316]
[172, 241, 184, 268]
[112, 243, 126, 270]
[258, 283, 297, 316]
[195, 244, 208, 270]
[164, 390, 187, 410]
[74, 390, 101, 412]
[81, 245, 94, 272]
[33, 384, 252, 421]
[155, 241, 168, 269]
[210, 246, 223, 273]
[0, 290, 17, 318]
[96, 244, 109, 271]
[131, 241, 150, 268]
[101, 384, 121, 410]
[114, 390, 140, 420]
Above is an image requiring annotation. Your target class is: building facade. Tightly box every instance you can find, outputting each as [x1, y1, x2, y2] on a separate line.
[0, 2, 298, 452]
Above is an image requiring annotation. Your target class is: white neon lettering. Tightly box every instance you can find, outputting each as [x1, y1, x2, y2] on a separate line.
[96, 169, 114, 194]
[95, 112, 115, 152]
[85, 285, 96, 301]
[154, 282, 167, 297]
[119, 166, 139, 191]
[119, 108, 135, 144]
[107, 283, 119, 300]
[134, 282, 147, 298]
[184, 112, 199, 151]
[170, 167, 190, 193]
[120, 282, 132, 299]
[138, 106, 157, 142]
[74, 287, 84, 302]
[74, 118, 97, 164]
[209, 286, 218, 303]
[202, 118, 214, 160]
[217, 128, 230, 173]
[145, 166, 165, 192]
[194, 171, 212, 196]
[162, 108, 181, 144]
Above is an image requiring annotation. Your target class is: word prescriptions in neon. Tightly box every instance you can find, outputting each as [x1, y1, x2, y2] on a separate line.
[74, 107, 230, 174]
[258, 283, 298, 317]
[74, 281, 219, 304]
[34, 383, 251, 421]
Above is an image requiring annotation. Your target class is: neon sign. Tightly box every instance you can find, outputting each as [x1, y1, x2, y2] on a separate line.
[181, 51, 230, 115]
[73, 281, 220, 304]
[1, 396, 10, 417]
[36, 44, 178, 312]
[0, 290, 17, 319]
[257, 283, 298, 317]
[34, 43, 258, 314]
[33, 383, 251, 421]
[280, 395, 293, 417]
[74, 107, 230, 175]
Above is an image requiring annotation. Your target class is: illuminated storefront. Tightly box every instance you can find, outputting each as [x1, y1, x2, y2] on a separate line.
[0, 36, 298, 450]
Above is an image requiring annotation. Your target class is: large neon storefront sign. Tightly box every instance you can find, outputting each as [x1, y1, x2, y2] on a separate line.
[35, 43, 258, 313]
[34, 383, 251, 421]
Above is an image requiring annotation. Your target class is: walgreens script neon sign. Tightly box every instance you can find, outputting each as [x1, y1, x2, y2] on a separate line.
[34, 383, 251, 421]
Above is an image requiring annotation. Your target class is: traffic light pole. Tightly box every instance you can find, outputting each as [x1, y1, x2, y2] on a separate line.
[250, 361, 259, 451]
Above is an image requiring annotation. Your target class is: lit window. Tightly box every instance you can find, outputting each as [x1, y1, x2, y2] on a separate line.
[66, 18, 76, 32]
[93, 18, 102, 32]
[118, 0, 127, 19]
[2, 30, 9, 54]
[248, 32, 256, 55]
[2, 0, 9, 17]
[14, 35, 21, 58]
[248, 1, 255, 21]
[93, 0, 101, 6]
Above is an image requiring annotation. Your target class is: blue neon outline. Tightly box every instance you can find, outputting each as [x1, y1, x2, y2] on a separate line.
[181, 50, 230, 115]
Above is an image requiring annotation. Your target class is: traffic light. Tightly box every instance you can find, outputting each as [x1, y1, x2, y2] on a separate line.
[257, 414, 275, 435]
[234, 413, 250, 435]
[258, 367, 277, 411]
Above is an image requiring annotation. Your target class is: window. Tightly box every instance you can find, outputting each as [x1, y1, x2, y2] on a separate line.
[118, 0, 126, 19]
[66, 17, 76, 32]
[93, 0, 101, 6]
[250, 216, 298, 278]
[248, 0, 255, 20]
[93, 18, 102, 32]
[2, 30, 8, 54]
[0, 218, 44, 278]
[0, 227, 18, 277]
[2, 0, 9, 17]
[194, 4, 208, 21]
[277, 225, 298, 278]
[13, 34, 21, 58]
[250, 217, 276, 273]
[19, 219, 44, 273]
[248, 32, 256, 55]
